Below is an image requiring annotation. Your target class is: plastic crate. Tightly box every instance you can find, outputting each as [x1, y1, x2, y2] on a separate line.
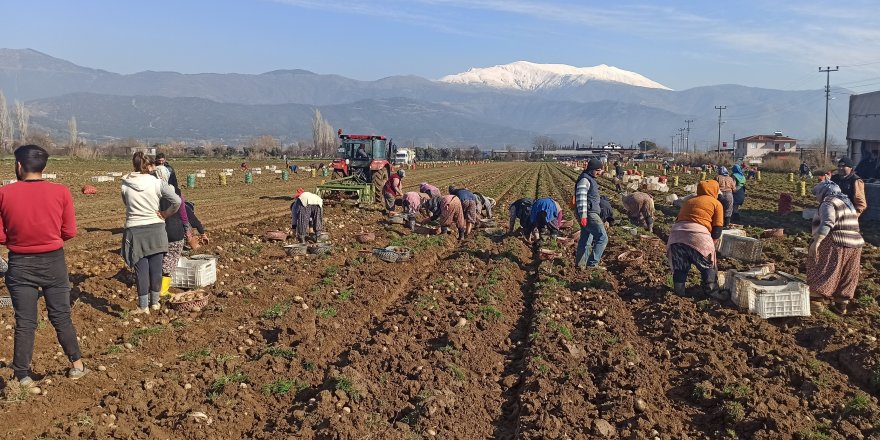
[718, 235, 762, 262]
[91, 176, 114, 183]
[728, 272, 809, 318]
[715, 229, 747, 252]
[171, 256, 217, 288]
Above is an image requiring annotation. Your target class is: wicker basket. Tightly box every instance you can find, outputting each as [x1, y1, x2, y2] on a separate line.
[284, 244, 308, 256]
[373, 246, 412, 263]
[355, 233, 375, 243]
[170, 291, 209, 312]
[264, 231, 288, 241]
[761, 228, 784, 238]
[308, 243, 332, 255]
[617, 250, 645, 267]
[0, 296, 11, 308]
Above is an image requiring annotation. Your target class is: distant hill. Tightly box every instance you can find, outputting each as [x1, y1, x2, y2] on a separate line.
[0, 48, 850, 146]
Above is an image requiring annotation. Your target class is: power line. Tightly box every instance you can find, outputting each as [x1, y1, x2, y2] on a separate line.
[820, 66, 839, 158]
[684, 119, 693, 155]
[715, 105, 726, 155]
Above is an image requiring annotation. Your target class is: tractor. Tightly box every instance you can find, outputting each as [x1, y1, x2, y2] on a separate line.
[317, 129, 395, 203]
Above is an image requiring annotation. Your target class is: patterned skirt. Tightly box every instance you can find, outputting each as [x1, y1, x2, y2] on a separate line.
[162, 240, 184, 275]
[806, 239, 862, 300]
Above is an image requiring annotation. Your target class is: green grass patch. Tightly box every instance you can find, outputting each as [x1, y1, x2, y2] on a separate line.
[261, 378, 309, 395]
[446, 362, 467, 381]
[262, 346, 297, 360]
[547, 321, 573, 340]
[721, 384, 751, 400]
[129, 325, 167, 345]
[723, 400, 745, 422]
[180, 347, 212, 361]
[209, 371, 249, 399]
[337, 288, 353, 301]
[845, 392, 873, 414]
[333, 376, 362, 401]
[316, 307, 337, 318]
[532, 356, 550, 375]
[105, 344, 124, 355]
[480, 305, 503, 320]
[261, 300, 292, 319]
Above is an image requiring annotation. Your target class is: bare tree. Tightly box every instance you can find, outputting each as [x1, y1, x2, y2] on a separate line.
[0, 91, 10, 153]
[245, 135, 279, 159]
[312, 109, 336, 157]
[14, 100, 29, 143]
[532, 135, 558, 153]
[68, 116, 78, 148]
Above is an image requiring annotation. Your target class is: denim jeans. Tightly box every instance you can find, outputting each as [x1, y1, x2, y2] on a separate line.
[575, 212, 607, 268]
[6, 249, 81, 380]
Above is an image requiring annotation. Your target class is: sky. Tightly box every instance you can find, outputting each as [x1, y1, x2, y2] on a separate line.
[3, 0, 880, 92]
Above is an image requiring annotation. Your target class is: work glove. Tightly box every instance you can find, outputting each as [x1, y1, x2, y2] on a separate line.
[580, 217, 588, 228]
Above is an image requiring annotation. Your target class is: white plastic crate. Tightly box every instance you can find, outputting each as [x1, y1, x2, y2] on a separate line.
[196, 173, 206, 178]
[222, 168, 234, 173]
[718, 234, 762, 262]
[107, 172, 123, 177]
[715, 229, 747, 252]
[684, 183, 697, 193]
[1, 179, 17, 186]
[171, 256, 217, 288]
[91, 176, 115, 183]
[727, 271, 809, 318]
[42, 173, 57, 179]
[252, 169, 262, 174]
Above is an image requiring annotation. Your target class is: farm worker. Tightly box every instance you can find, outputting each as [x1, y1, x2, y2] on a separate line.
[666, 180, 724, 299]
[421, 195, 466, 240]
[383, 169, 405, 214]
[155, 152, 179, 189]
[289, 164, 299, 174]
[855, 150, 878, 179]
[291, 188, 324, 243]
[419, 182, 441, 199]
[121, 152, 180, 315]
[715, 166, 736, 228]
[355, 144, 371, 160]
[525, 197, 562, 241]
[730, 164, 747, 221]
[0, 145, 89, 386]
[614, 161, 625, 192]
[184, 201, 209, 249]
[474, 192, 496, 220]
[508, 198, 534, 236]
[448, 186, 479, 235]
[621, 191, 655, 232]
[807, 181, 864, 315]
[830, 157, 867, 216]
[575, 159, 608, 270]
[663, 160, 671, 175]
[599, 195, 616, 227]
[154, 166, 188, 299]
[402, 192, 429, 231]
[240, 162, 249, 171]
[799, 161, 812, 179]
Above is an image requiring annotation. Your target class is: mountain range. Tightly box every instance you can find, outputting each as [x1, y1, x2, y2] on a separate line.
[0, 48, 850, 148]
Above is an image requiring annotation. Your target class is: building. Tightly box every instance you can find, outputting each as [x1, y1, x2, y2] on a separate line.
[846, 90, 880, 220]
[129, 146, 157, 156]
[734, 132, 797, 160]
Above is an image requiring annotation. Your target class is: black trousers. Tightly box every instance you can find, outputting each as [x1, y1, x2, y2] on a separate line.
[6, 248, 81, 379]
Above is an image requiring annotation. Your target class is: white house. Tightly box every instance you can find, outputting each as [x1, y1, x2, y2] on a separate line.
[734, 132, 797, 160]
[129, 146, 158, 156]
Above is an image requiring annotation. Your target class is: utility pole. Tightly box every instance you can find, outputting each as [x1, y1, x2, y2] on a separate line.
[684, 119, 693, 156]
[820, 66, 839, 158]
[670, 135, 675, 155]
[715, 105, 726, 155]
[678, 128, 685, 158]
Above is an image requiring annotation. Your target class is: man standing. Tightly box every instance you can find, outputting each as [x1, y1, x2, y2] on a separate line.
[831, 157, 867, 216]
[0, 145, 88, 386]
[575, 159, 608, 269]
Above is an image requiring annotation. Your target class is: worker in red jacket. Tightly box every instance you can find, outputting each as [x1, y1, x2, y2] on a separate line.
[0, 145, 88, 388]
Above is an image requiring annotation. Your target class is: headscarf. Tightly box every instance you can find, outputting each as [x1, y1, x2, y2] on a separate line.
[812, 181, 855, 211]
[154, 165, 170, 183]
[718, 166, 729, 176]
[731, 164, 746, 186]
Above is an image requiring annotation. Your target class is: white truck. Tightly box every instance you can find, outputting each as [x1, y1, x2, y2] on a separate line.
[394, 148, 416, 165]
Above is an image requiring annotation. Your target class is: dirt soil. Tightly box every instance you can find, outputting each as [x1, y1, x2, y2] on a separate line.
[0, 159, 878, 440]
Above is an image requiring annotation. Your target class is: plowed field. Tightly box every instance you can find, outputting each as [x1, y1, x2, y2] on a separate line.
[0, 160, 879, 440]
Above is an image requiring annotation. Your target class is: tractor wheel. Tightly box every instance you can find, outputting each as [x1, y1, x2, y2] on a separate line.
[332, 170, 343, 180]
[372, 167, 388, 203]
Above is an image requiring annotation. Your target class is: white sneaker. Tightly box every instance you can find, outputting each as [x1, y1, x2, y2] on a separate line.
[150, 304, 161, 311]
[129, 307, 150, 315]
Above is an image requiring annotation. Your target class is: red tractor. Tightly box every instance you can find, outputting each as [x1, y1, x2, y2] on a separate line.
[331, 129, 395, 202]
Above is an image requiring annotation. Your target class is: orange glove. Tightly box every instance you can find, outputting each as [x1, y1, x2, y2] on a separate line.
[580, 217, 588, 228]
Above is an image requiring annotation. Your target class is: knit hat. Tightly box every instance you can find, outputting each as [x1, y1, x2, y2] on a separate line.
[586, 159, 603, 171]
[837, 157, 854, 168]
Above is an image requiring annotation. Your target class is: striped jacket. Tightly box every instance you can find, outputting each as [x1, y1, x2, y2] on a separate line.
[812, 198, 864, 248]
[575, 172, 600, 219]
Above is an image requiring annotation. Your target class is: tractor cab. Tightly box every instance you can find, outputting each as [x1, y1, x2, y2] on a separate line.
[323, 129, 395, 204]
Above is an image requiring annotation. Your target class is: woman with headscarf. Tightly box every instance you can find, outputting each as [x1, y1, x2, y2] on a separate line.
[731, 164, 747, 220]
[419, 183, 441, 199]
[402, 191, 429, 231]
[154, 165, 188, 297]
[716, 166, 736, 228]
[291, 188, 324, 243]
[420, 194, 466, 240]
[807, 181, 864, 314]
[621, 192, 654, 232]
[666, 180, 725, 299]
[525, 197, 563, 241]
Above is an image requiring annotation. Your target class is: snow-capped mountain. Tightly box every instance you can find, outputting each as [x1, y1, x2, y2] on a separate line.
[439, 61, 671, 91]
